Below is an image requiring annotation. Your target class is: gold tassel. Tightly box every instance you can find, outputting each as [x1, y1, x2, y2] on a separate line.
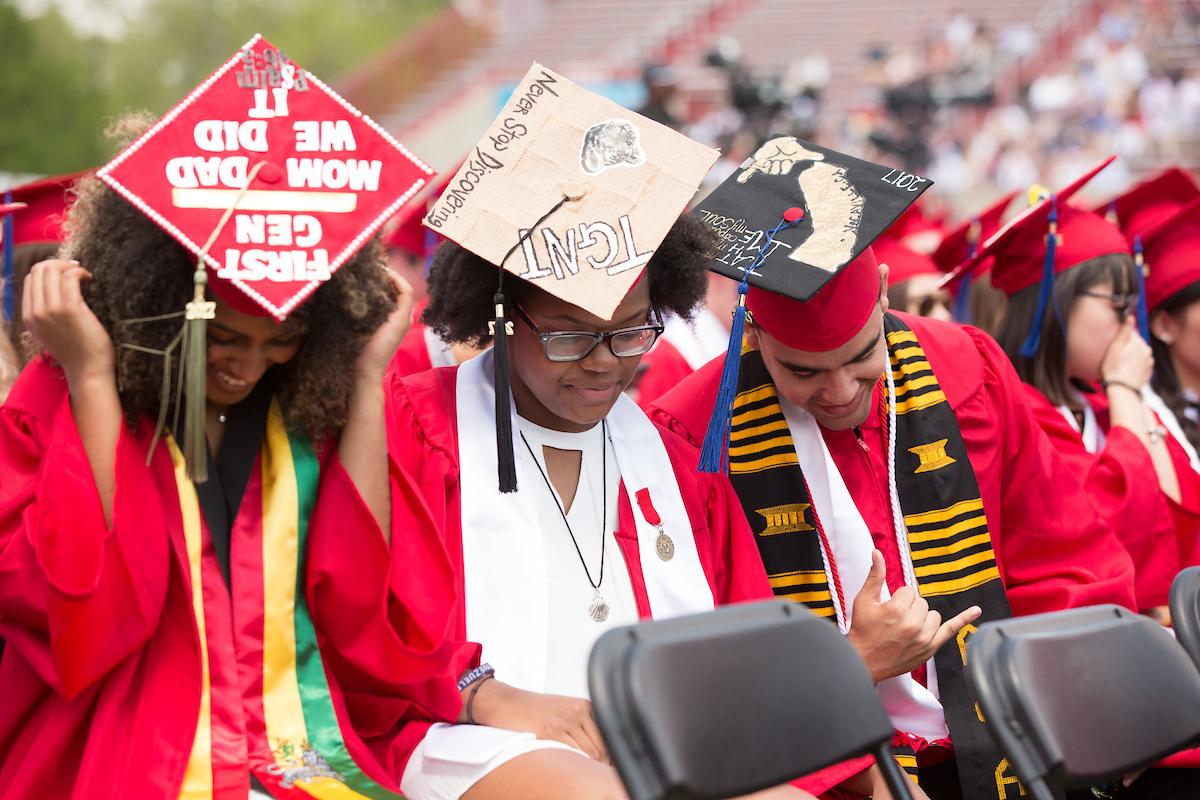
[182, 269, 215, 482]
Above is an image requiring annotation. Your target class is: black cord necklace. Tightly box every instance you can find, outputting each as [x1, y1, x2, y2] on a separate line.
[519, 420, 610, 622]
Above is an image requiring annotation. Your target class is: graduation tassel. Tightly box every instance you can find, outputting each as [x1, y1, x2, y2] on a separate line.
[1134, 234, 1150, 342]
[1020, 197, 1059, 359]
[699, 209, 804, 474]
[491, 287, 518, 492]
[181, 270, 215, 481]
[951, 218, 981, 324]
[3, 190, 13, 323]
[491, 194, 573, 493]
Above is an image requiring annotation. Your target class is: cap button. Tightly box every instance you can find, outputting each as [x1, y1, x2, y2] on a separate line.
[257, 162, 283, 184]
[784, 207, 805, 223]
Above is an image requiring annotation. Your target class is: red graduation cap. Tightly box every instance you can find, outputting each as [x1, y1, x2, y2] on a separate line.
[932, 190, 1018, 274]
[1, 172, 88, 248]
[383, 170, 456, 259]
[1141, 196, 1200, 312]
[1093, 167, 1200, 243]
[947, 156, 1125, 297]
[877, 227, 940, 287]
[97, 33, 434, 320]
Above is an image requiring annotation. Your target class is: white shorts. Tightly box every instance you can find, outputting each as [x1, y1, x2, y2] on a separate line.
[400, 723, 584, 800]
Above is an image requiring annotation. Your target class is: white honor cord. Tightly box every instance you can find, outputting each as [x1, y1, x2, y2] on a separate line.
[884, 362, 920, 590]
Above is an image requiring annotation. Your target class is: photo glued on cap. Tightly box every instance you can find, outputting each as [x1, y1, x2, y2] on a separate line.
[423, 62, 718, 322]
[97, 33, 434, 320]
[693, 136, 931, 302]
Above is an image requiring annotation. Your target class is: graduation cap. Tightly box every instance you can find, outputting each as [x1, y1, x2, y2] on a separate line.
[95, 33, 434, 479]
[877, 227, 940, 287]
[1, 172, 87, 322]
[1140, 196, 1200, 313]
[949, 156, 1129, 357]
[1093, 167, 1200, 243]
[931, 190, 1017, 322]
[424, 62, 718, 491]
[690, 136, 930, 471]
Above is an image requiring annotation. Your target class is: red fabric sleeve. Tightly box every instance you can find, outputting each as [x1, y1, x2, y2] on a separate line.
[968, 332, 1137, 614]
[634, 341, 694, 409]
[0, 359, 171, 699]
[305, 370, 479, 783]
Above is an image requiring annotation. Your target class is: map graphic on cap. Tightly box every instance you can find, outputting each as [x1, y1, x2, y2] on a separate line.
[97, 33, 434, 320]
[694, 136, 931, 303]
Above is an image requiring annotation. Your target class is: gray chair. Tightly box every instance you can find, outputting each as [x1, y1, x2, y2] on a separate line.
[966, 604, 1200, 800]
[1170, 566, 1200, 671]
[588, 599, 912, 800]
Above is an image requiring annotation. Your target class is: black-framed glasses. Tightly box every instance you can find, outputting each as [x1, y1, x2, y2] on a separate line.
[1080, 290, 1138, 319]
[515, 305, 664, 362]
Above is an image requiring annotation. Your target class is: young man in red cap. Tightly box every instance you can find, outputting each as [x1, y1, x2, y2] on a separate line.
[651, 137, 1137, 800]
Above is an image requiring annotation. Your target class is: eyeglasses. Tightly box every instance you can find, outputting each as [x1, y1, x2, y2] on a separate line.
[515, 305, 664, 362]
[1080, 290, 1139, 319]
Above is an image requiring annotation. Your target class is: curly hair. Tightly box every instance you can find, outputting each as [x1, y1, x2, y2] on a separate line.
[59, 117, 396, 440]
[423, 212, 715, 345]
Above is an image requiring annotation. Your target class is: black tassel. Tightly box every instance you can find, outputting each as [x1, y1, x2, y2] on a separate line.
[491, 291, 518, 493]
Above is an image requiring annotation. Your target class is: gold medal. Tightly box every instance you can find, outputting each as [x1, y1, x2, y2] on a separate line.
[655, 529, 675, 561]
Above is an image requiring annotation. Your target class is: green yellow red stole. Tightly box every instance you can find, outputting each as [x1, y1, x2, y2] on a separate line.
[169, 401, 403, 799]
[726, 314, 1024, 798]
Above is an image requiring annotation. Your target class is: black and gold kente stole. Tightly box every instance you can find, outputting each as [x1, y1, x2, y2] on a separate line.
[726, 314, 1024, 799]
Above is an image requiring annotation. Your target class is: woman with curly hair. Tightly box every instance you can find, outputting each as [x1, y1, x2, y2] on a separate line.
[308, 86, 827, 795]
[0, 118, 455, 797]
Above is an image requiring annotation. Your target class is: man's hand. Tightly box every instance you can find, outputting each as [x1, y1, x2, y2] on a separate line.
[736, 136, 824, 183]
[847, 550, 982, 683]
[467, 679, 609, 763]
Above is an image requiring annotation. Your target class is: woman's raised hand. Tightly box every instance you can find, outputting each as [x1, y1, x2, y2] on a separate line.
[22, 259, 114, 385]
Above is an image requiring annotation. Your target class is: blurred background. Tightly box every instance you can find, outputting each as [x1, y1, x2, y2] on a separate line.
[3, 0, 1199, 213]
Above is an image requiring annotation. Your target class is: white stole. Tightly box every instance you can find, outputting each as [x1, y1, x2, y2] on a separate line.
[455, 352, 714, 693]
[779, 399, 950, 742]
[1143, 385, 1200, 476]
[1057, 400, 1105, 454]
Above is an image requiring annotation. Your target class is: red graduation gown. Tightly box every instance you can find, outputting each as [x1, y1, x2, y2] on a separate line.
[0, 357, 446, 798]
[650, 314, 1137, 774]
[307, 364, 872, 794]
[634, 339, 694, 408]
[1022, 384, 1180, 609]
[1086, 391, 1200, 583]
[386, 300, 434, 378]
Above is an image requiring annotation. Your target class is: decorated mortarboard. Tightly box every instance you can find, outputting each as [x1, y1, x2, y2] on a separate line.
[1, 172, 88, 321]
[1093, 167, 1200, 243]
[690, 135, 930, 472]
[424, 62, 718, 491]
[947, 156, 1130, 357]
[1140, 196, 1200, 312]
[95, 34, 434, 480]
[931, 190, 1018, 322]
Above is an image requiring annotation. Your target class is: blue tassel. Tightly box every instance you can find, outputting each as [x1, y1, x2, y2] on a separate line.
[952, 226, 980, 324]
[1133, 235, 1150, 342]
[3, 189, 13, 323]
[1020, 198, 1059, 359]
[699, 214, 801, 474]
[698, 287, 751, 473]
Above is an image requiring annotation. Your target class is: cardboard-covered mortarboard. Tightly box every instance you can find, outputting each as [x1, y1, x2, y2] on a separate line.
[423, 62, 718, 492]
[1093, 167, 1200, 243]
[94, 33, 434, 480]
[946, 156, 1130, 356]
[689, 136, 930, 471]
[1140, 196, 1200, 312]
